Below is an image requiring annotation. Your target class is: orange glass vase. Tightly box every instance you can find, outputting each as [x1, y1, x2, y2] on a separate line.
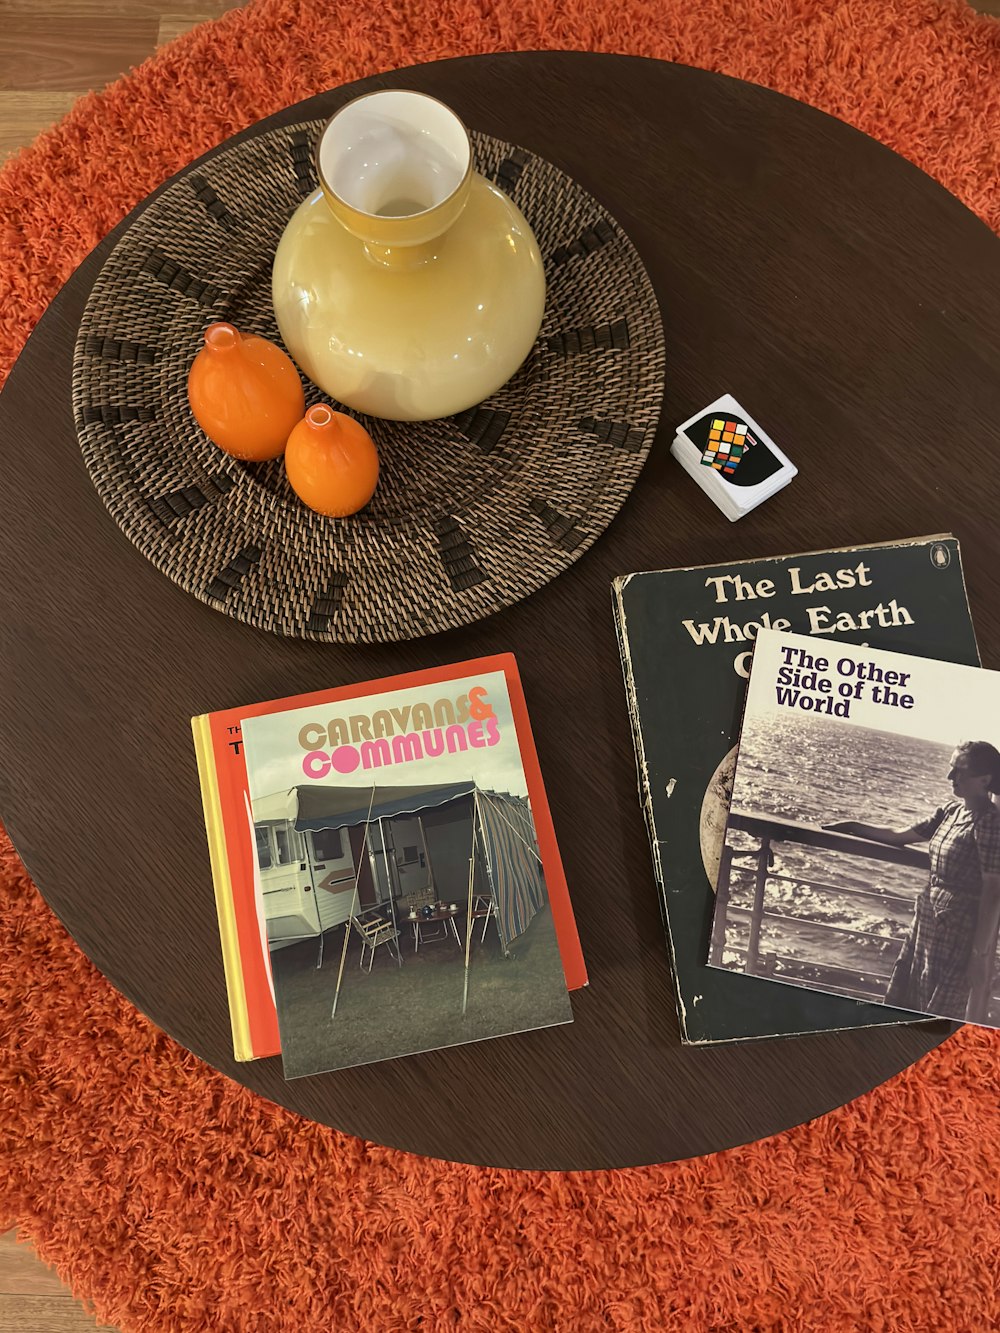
[284, 405, 379, 517]
[187, 322, 305, 461]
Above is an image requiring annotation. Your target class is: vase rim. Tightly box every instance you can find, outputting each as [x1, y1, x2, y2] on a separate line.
[314, 89, 473, 227]
[205, 321, 239, 350]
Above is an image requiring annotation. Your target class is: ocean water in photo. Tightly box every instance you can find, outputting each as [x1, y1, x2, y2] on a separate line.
[721, 711, 957, 990]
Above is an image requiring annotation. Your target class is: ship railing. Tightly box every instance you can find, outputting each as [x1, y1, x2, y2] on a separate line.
[711, 811, 997, 1022]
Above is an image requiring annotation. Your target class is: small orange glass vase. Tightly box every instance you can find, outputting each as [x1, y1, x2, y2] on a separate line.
[187, 321, 305, 461]
[284, 405, 379, 517]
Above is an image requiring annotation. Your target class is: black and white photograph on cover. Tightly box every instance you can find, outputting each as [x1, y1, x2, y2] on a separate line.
[709, 629, 1000, 1027]
[240, 670, 573, 1078]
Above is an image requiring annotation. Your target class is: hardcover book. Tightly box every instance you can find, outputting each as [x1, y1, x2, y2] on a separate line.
[611, 534, 980, 1043]
[710, 629, 1000, 1029]
[191, 654, 587, 1068]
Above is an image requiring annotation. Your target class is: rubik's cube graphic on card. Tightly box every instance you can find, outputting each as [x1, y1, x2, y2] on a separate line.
[700, 418, 756, 475]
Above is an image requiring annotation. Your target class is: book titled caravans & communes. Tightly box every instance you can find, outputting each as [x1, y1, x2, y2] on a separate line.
[192, 654, 587, 1067]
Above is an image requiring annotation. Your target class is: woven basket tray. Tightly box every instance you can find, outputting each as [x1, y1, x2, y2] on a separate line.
[72, 118, 665, 643]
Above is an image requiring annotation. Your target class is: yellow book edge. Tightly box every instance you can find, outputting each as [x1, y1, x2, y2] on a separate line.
[191, 713, 255, 1062]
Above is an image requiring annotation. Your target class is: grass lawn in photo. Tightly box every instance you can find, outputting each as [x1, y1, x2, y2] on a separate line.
[271, 902, 570, 1077]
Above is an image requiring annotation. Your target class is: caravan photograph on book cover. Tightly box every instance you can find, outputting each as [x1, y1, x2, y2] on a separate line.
[710, 629, 1000, 1028]
[240, 667, 573, 1078]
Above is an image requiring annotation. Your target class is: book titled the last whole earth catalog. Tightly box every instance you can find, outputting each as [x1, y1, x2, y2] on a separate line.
[611, 534, 981, 1044]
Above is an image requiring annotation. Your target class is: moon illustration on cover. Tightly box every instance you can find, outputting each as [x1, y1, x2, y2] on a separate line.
[699, 745, 738, 890]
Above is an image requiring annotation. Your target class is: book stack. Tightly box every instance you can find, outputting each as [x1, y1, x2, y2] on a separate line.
[193, 532, 1000, 1073]
[612, 534, 999, 1042]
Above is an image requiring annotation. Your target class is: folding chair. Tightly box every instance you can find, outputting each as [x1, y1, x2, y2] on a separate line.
[352, 911, 403, 971]
[469, 895, 497, 943]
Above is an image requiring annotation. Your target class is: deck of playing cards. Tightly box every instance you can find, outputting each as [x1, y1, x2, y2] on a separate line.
[671, 395, 797, 521]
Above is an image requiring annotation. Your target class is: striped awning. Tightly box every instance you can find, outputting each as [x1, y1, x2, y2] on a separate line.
[292, 781, 475, 832]
[475, 791, 546, 949]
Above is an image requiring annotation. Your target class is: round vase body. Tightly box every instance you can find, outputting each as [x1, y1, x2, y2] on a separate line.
[284, 405, 379, 517]
[187, 321, 304, 460]
[271, 91, 546, 422]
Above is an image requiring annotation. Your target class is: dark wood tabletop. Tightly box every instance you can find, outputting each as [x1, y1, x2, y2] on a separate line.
[2, 51, 999, 1170]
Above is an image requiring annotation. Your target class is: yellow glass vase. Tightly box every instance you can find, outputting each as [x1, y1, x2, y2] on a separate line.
[271, 90, 546, 422]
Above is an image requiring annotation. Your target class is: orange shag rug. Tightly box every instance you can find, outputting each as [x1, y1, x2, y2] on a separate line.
[3, 1, 1000, 1329]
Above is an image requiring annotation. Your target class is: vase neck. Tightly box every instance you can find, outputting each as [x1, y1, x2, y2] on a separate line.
[359, 219, 462, 271]
[204, 322, 241, 353]
[316, 89, 473, 268]
[304, 404, 336, 434]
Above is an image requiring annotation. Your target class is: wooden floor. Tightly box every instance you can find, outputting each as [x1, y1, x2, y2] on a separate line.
[0, 1, 249, 163]
[1, 0, 999, 1327]
[0, 1229, 118, 1333]
[2, 0, 998, 161]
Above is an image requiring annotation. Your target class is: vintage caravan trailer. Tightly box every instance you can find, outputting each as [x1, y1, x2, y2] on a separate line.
[251, 781, 548, 962]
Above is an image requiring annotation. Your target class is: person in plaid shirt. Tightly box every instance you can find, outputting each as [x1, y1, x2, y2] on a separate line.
[825, 741, 1000, 1023]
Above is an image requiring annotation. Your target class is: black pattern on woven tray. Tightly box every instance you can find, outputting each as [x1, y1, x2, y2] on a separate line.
[72, 118, 665, 644]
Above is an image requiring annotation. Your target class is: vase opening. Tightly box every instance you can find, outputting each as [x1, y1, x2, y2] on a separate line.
[315, 91, 473, 262]
[205, 322, 239, 351]
[306, 404, 334, 428]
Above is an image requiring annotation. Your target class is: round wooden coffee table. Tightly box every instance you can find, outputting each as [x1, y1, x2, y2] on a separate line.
[2, 52, 998, 1170]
